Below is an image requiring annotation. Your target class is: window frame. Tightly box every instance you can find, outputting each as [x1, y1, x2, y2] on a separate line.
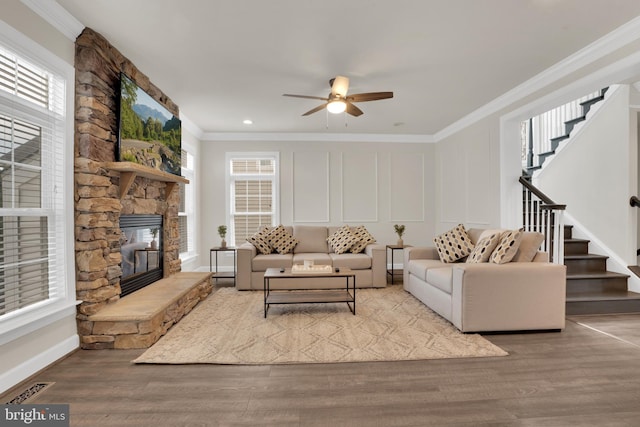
[0, 20, 76, 345]
[179, 146, 196, 260]
[225, 152, 279, 247]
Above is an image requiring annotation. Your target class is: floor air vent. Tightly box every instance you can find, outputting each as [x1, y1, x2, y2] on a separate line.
[5, 382, 55, 404]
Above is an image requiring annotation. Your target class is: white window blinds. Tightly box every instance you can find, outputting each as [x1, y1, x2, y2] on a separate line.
[0, 43, 67, 317]
[228, 155, 278, 246]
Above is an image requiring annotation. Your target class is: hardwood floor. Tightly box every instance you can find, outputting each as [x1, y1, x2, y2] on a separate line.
[4, 284, 640, 426]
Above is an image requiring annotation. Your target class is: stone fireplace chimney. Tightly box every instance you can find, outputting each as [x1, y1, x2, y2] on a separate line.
[74, 28, 185, 348]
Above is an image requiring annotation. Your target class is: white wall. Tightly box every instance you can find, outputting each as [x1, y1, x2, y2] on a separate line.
[179, 125, 201, 272]
[198, 139, 436, 269]
[435, 120, 501, 232]
[536, 85, 637, 265]
[0, 2, 78, 395]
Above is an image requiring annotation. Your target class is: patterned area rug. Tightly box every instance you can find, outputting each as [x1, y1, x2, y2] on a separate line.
[133, 286, 507, 364]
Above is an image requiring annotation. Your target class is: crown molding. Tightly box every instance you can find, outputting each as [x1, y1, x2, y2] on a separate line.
[180, 114, 204, 140]
[201, 132, 435, 143]
[21, 0, 84, 41]
[434, 15, 640, 142]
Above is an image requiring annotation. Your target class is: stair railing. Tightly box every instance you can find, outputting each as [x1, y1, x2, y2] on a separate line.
[521, 88, 606, 171]
[519, 176, 566, 264]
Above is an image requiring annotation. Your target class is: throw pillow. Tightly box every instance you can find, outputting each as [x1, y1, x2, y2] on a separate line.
[466, 232, 501, 263]
[327, 225, 360, 255]
[490, 228, 523, 264]
[268, 225, 299, 254]
[512, 231, 545, 262]
[350, 225, 376, 253]
[247, 226, 273, 255]
[433, 224, 475, 263]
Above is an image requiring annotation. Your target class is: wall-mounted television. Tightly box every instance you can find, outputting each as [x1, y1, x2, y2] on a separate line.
[117, 73, 181, 175]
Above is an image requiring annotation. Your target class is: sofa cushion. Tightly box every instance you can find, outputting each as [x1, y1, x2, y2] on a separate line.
[490, 229, 523, 264]
[407, 259, 446, 281]
[433, 224, 475, 263]
[247, 226, 273, 255]
[330, 253, 372, 270]
[513, 231, 545, 262]
[327, 225, 359, 254]
[268, 225, 299, 254]
[293, 253, 332, 266]
[466, 232, 501, 263]
[293, 225, 329, 253]
[252, 253, 293, 271]
[426, 267, 453, 294]
[350, 225, 376, 253]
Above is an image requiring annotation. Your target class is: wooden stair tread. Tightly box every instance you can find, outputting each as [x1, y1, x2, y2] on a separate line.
[566, 271, 629, 280]
[564, 238, 590, 243]
[566, 290, 640, 302]
[564, 254, 608, 260]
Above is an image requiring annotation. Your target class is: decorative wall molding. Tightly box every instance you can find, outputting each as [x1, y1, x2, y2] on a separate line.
[389, 152, 425, 222]
[292, 152, 330, 222]
[341, 152, 378, 222]
[201, 132, 435, 144]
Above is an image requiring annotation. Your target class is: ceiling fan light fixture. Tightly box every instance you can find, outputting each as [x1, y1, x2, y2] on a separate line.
[327, 100, 347, 114]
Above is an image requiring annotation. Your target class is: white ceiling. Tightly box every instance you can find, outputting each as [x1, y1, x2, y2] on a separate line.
[54, 0, 640, 137]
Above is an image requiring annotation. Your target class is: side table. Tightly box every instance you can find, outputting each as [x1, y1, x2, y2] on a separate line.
[386, 244, 411, 285]
[210, 247, 236, 286]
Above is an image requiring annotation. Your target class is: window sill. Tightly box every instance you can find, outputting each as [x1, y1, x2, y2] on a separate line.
[0, 299, 80, 346]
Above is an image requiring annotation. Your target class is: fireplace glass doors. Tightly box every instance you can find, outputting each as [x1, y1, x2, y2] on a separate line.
[119, 214, 163, 297]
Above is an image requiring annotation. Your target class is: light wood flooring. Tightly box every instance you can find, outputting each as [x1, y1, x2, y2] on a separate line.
[4, 280, 640, 426]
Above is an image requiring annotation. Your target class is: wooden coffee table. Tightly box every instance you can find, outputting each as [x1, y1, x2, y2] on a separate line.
[263, 267, 356, 318]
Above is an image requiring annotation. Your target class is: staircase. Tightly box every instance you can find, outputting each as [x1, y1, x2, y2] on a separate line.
[523, 87, 609, 176]
[564, 224, 640, 315]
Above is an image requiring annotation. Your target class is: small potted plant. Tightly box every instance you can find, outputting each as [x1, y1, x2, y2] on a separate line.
[150, 227, 159, 249]
[394, 224, 405, 247]
[218, 225, 228, 248]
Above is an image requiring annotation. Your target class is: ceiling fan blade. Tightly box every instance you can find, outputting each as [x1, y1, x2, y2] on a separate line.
[346, 92, 394, 102]
[283, 94, 328, 101]
[330, 76, 349, 97]
[345, 101, 363, 117]
[302, 103, 329, 116]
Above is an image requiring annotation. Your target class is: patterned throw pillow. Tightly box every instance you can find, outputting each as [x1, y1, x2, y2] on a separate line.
[490, 228, 523, 264]
[268, 225, 299, 254]
[466, 232, 500, 263]
[433, 224, 475, 263]
[350, 225, 376, 253]
[327, 225, 360, 254]
[247, 226, 273, 255]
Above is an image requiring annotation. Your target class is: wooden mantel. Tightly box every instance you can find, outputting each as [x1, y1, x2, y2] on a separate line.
[103, 162, 189, 199]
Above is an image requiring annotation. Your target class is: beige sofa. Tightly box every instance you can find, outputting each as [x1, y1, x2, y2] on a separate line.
[403, 228, 566, 333]
[236, 225, 387, 290]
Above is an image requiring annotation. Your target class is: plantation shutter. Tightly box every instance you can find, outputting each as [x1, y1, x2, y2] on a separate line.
[230, 158, 276, 245]
[0, 44, 66, 316]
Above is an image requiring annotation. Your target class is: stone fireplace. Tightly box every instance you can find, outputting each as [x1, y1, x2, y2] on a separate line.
[73, 28, 195, 349]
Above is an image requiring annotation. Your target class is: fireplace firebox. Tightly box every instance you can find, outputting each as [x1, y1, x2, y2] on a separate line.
[119, 214, 163, 297]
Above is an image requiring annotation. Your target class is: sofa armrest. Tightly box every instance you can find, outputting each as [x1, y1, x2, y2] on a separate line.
[404, 247, 440, 262]
[365, 244, 387, 287]
[236, 242, 256, 290]
[451, 262, 566, 332]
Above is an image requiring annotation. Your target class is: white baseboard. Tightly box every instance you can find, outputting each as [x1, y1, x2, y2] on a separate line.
[0, 334, 79, 395]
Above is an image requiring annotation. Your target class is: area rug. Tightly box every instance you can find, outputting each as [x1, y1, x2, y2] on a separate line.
[133, 286, 507, 364]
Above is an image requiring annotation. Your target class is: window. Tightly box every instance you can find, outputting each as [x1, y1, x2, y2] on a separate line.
[226, 153, 279, 246]
[179, 149, 195, 256]
[0, 25, 74, 333]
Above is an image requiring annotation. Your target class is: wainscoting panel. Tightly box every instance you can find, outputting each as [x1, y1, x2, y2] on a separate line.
[466, 137, 492, 225]
[389, 152, 424, 221]
[342, 152, 378, 222]
[439, 142, 466, 224]
[292, 152, 329, 222]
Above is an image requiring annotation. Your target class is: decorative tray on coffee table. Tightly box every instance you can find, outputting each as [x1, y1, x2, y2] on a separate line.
[290, 264, 333, 274]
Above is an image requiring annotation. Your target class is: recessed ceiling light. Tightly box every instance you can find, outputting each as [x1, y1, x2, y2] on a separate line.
[243, 119, 253, 125]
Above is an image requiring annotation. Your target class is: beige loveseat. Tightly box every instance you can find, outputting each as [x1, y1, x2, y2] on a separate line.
[236, 225, 387, 290]
[403, 228, 566, 333]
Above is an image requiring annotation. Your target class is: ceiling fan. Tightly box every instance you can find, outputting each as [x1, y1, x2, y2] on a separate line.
[283, 76, 393, 117]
